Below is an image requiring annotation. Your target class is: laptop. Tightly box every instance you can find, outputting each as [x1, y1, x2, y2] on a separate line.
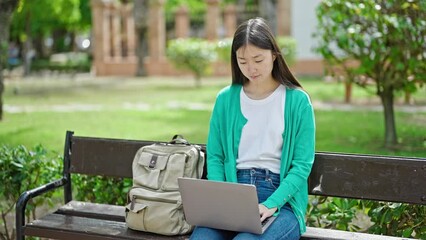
[177, 177, 276, 234]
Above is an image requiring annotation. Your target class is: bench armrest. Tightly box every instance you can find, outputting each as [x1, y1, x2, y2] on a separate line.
[16, 177, 68, 240]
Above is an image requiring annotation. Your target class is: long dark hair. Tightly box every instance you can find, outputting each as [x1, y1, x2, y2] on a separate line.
[231, 17, 302, 88]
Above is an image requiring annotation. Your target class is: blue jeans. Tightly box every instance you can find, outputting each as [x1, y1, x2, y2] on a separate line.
[190, 168, 300, 240]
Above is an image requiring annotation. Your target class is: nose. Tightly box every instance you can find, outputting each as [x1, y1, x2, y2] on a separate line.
[247, 63, 256, 74]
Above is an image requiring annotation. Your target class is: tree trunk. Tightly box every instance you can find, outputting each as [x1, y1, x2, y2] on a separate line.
[0, 0, 19, 121]
[404, 90, 411, 105]
[379, 87, 398, 148]
[33, 36, 45, 58]
[52, 28, 68, 53]
[195, 74, 202, 88]
[23, 11, 33, 76]
[134, 0, 149, 76]
[344, 81, 352, 103]
[136, 28, 148, 76]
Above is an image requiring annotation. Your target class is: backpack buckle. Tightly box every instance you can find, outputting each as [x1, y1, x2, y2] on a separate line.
[149, 155, 158, 168]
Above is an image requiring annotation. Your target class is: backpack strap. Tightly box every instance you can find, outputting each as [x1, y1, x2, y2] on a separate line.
[169, 135, 190, 145]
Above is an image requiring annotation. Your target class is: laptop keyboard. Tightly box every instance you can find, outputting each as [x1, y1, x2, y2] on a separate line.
[261, 217, 271, 227]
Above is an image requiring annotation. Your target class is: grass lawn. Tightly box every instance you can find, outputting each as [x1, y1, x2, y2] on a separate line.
[1, 75, 425, 157]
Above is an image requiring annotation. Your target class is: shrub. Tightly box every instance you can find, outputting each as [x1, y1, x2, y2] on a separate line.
[307, 196, 425, 239]
[276, 36, 297, 67]
[0, 145, 61, 240]
[365, 201, 426, 239]
[73, 176, 131, 206]
[307, 196, 362, 231]
[216, 38, 232, 63]
[167, 38, 217, 87]
[31, 52, 91, 73]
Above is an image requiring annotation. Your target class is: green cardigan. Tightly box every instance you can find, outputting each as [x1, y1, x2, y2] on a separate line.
[206, 84, 316, 234]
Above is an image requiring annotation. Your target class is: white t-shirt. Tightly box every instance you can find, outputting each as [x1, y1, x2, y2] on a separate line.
[237, 84, 286, 174]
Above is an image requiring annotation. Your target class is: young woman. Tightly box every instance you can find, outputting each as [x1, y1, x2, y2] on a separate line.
[190, 17, 315, 240]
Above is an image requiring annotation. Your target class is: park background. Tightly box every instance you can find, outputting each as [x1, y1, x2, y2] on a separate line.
[0, 0, 425, 239]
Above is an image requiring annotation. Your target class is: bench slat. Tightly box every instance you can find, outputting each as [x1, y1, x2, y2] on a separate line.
[70, 136, 426, 204]
[303, 227, 413, 240]
[56, 201, 125, 222]
[24, 213, 189, 240]
[55, 202, 414, 240]
[26, 212, 413, 240]
[310, 152, 426, 204]
[71, 137, 155, 178]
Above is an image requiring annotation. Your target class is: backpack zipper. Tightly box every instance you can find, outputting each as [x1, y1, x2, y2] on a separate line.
[130, 193, 179, 210]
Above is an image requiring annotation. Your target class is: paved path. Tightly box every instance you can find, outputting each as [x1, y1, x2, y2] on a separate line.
[4, 101, 426, 113]
[312, 101, 426, 113]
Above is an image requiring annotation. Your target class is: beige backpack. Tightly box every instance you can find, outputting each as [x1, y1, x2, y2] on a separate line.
[125, 135, 204, 235]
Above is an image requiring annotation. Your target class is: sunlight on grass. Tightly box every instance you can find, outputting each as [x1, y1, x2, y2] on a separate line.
[1, 76, 425, 157]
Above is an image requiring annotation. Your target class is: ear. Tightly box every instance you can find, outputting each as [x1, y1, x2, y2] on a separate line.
[272, 54, 277, 62]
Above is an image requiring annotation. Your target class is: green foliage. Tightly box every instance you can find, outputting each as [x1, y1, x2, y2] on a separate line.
[73, 176, 132, 205]
[314, 0, 426, 90]
[276, 36, 297, 67]
[31, 60, 91, 73]
[216, 38, 232, 63]
[316, 0, 426, 91]
[307, 197, 426, 239]
[0, 144, 61, 239]
[31, 53, 91, 73]
[365, 201, 426, 239]
[167, 38, 217, 87]
[307, 196, 362, 231]
[164, 1, 206, 17]
[314, 0, 426, 147]
[165, 0, 206, 24]
[11, 0, 82, 38]
[78, 0, 92, 32]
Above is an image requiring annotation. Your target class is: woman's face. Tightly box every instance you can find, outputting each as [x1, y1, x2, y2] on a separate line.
[236, 44, 276, 84]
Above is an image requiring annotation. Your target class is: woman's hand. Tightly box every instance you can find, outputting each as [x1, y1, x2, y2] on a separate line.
[259, 204, 277, 222]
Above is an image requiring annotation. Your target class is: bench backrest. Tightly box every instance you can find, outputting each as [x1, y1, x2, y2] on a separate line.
[67, 132, 426, 205]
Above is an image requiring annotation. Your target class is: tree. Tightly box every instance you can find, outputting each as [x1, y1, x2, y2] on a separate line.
[0, 0, 19, 121]
[314, 0, 426, 148]
[10, 0, 82, 75]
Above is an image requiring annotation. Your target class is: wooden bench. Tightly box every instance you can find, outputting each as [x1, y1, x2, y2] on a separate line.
[16, 131, 426, 240]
